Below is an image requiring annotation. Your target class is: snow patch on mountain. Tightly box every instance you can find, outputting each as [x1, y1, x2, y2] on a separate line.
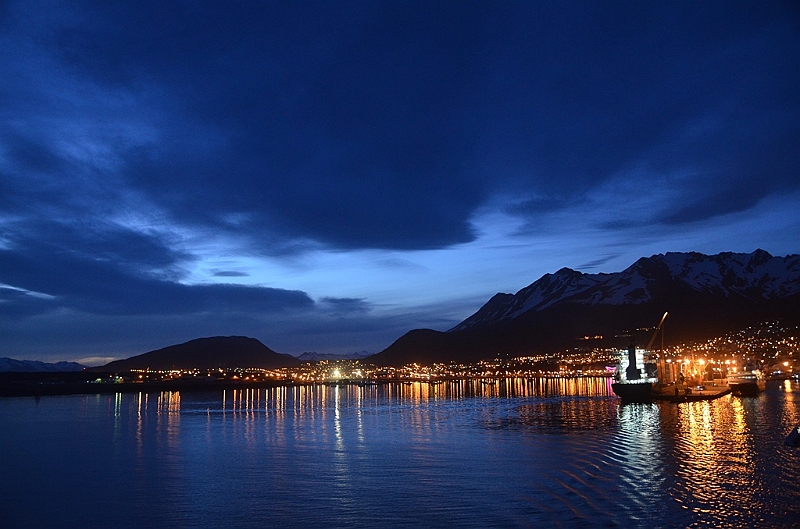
[507, 269, 603, 316]
[584, 269, 651, 305]
[659, 250, 800, 299]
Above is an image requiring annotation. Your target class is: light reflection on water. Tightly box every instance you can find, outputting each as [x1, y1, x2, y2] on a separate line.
[1, 378, 798, 528]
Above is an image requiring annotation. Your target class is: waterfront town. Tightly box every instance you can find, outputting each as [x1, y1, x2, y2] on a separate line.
[118, 321, 797, 386]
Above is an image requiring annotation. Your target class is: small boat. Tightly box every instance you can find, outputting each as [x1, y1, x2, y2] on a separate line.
[728, 369, 766, 396]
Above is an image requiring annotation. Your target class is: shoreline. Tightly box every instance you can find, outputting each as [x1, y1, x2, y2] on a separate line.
[0, 372, 614, 397]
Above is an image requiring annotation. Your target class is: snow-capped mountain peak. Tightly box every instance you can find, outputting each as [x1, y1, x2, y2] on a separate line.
[450, 250, 800, 332]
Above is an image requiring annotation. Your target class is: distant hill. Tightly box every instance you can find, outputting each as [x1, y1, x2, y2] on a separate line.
[369, 250, 800, 366]
[0, 358, 86, 372]
[96, 336, 302, 371]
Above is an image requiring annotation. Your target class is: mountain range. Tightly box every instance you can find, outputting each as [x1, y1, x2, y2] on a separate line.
[0, 358, 86, 372]
[10, 250, 798, 372]
[368, 250, 800, 366]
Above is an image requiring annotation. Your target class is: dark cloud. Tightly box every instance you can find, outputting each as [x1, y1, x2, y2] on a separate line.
[577, 255, 622, 271]
[508, 196, 583, 218]
[0, 134, 68, 213]
[3, 219, 189, 279]
[40, 1, 488, 250]
[5, 133, 66, 175]
[0, 285, 54, 320]
[0, 220, 313, 317]
[2, 1, 796, 249]
[210, 270, 249, 278]
[319, 297, 371, 316]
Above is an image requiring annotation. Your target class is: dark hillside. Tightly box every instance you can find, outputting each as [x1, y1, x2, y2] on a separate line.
[95, 336, 301, 371]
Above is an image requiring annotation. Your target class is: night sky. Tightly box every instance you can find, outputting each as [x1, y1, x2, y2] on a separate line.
[1, 1, 798, 364]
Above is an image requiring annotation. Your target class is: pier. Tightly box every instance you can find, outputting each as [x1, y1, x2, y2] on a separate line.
[652, 383, 731, 403]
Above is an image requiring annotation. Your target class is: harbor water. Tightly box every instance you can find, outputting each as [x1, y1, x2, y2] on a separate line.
[1, 378, 798, 528]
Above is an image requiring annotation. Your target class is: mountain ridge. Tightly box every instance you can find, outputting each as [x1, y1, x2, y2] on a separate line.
[451, 249, 798, 332]
[370, 250, 800, 366]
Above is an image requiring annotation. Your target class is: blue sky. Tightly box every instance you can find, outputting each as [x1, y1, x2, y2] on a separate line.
[1, 1, 798, 364]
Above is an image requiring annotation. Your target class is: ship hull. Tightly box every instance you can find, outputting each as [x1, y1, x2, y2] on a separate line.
[728, 372, 766, 396]
[728, 380, 766, 396]
[612, 381, 654, 403]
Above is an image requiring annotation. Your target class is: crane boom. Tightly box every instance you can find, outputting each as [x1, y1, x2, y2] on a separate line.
[645, 312, 669, 351]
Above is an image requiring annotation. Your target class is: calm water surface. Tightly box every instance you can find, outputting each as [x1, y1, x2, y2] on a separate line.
[1, 378, 798, 528]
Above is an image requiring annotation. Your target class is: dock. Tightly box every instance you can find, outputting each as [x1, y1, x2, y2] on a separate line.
[652, 383, 731, 403]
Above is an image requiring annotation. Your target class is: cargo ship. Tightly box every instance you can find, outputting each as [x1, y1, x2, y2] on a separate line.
[728, 362, 766, 396]
[611, 342, 658, 402]
[611, 312, 667, 403]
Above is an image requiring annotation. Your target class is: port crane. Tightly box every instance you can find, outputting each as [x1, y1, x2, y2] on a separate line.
[645, 311, 669, 352]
